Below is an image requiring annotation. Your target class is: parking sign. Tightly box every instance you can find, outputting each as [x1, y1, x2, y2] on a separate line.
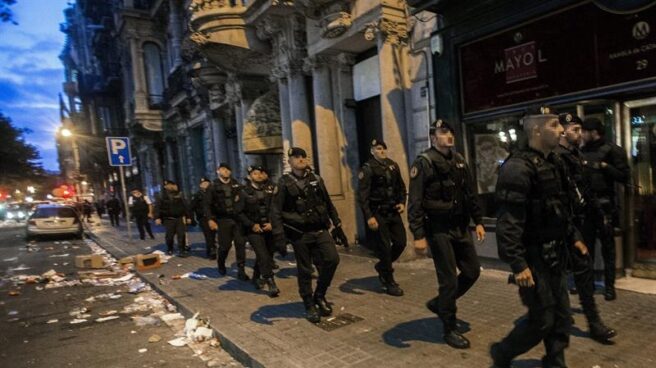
[106, 137, 132, 166]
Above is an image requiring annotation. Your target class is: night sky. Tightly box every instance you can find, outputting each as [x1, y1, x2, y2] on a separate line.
[0, 0, 69, 172]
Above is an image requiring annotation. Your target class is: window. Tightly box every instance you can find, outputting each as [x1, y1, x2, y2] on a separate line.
[143, 42, 165, 107]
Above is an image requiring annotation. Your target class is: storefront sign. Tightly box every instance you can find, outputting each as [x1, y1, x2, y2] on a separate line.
[459, 1, 656, 113]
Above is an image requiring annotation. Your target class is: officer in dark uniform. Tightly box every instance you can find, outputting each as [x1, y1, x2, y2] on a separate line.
[205, 163, 249, 280]
[270, 147, 342, 323]
[357, 139, 407, 296]
[491, 107, 581, 368]
[238, 165, 280, 297]
[154, 180, 192, 256]
[580, 118, 630, 301]
[555, 113, 617, 343]
[408, 119, 486, 349]
[192, 177, 216, 259]
[129, 188, 154, 240]
[106, 195, 121, 227]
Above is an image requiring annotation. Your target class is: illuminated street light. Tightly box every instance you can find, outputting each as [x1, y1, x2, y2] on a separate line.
[81, 181, 88, 186]
[27, 186, 36, 194]
[60, 128, 73, 137]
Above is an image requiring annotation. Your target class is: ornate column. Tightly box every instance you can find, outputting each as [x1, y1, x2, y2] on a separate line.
[226, 74, 246, 178]
[273, 67, 292, 172]
[129, 36, 148, 110]
[305, 55, 342, 194]
[168, 0, 183, 69]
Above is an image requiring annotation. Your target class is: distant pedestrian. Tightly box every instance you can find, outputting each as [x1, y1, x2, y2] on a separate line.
[192, 177, 216, 259]
[82, 199, 93, 222]
[106, 196, 121, 227]
[129, 188, 155, 240]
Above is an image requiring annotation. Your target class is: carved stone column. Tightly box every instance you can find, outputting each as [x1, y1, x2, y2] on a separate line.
[273, 69, 292, 172]
[168, 0, 183, 69]
[130, 37, 148, 110]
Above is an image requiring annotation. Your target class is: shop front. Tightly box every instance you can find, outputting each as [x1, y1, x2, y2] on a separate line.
[428, 0, 656, 277]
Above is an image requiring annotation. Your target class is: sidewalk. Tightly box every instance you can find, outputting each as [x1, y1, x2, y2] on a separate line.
[87, 218, 656, 368]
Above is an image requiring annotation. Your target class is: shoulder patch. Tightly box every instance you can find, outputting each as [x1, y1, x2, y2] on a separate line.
[358, 170, 365, 180]
[273, 186, 279, 195]
[410, 165, 419, 178]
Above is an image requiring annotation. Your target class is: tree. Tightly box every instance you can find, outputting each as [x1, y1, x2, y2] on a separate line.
[1, 0, 16, 24]
[0, 112, 45, 189]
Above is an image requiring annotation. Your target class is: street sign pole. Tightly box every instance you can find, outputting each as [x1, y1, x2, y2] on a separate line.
[119, 166, 132, 241]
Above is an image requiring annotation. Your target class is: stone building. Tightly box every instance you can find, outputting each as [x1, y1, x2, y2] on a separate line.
[59, 0, 438, 253]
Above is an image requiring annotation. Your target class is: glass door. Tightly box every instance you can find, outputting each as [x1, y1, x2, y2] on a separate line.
[626, 103, 656, 263]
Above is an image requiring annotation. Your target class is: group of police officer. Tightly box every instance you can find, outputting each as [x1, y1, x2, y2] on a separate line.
[150, 106, 628, 367]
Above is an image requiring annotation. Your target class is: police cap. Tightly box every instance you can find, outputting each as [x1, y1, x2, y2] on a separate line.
[199, 177, 211, 184]
[558, 113, 583, 126]
[163, 179, 177, 186]
[218, 162, 232, 171]
[247, 165, 267, 174]
[430, 119, 455, 134]
[581, 118, 604, 134]
[287, 147, 307, 158]
[370, 139, 387, 149]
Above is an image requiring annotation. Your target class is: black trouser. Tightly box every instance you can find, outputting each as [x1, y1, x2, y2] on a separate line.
[496, 261, 571, 368]
[216, 218, 246, 268]
[569, 246, 600, 324]
[108, 210, 120, 226]
[291, 230, 340, 300]
[135, 215, 154, 240]
[163, 217, 187, 252]
[367, 211, 406, 279]
[248, 231, 275, 279]
[199, 219, 216, 257]
[581, 203, 616, 289]
[427, 224, 481, 332]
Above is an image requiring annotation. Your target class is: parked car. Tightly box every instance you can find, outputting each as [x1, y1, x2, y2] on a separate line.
[6, 203, 32, 222]
[25, 205, 83, 240]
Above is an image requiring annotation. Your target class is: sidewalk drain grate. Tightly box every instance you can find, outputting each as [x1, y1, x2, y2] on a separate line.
[316, 313, 364, 331]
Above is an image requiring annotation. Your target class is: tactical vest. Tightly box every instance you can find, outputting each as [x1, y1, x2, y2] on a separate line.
[365, 159, 397, 209]
[282, 173, 329, 227]
[513, 151, 569, 243]
[211, 180, 240, 216]
[581, 144, 613, 196]
[159, 191, 186, 218]
[243, 184, 274, 224]
[131, 196, 149, 216]
[419, 149, 467, 217]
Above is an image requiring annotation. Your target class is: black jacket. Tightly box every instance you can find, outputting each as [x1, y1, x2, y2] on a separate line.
[580, 138, 629, 199]
[154, 190, 191, 220]
[357, 157, 407, 220]
[204, 178, 242, 220]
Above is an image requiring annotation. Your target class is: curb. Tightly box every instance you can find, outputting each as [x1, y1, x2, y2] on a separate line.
[85, 228, 265, 368]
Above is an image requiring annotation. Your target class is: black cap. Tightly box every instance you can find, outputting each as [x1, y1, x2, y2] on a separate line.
[199, 177, 211, 184]
[558, 113, 583, 126]
[163, 179, 177, 186]
[370, 139, 387, 149]
[287, 147, 307, 158]
[218, 162, 232, 171]
[582, 118, 604, 134]
[247, 165, 267, 174]
[130, 188, 142, 192]
[430, 119, 455, 134]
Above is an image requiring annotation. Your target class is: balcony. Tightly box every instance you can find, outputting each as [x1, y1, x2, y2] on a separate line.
[188, 0, 271, 75]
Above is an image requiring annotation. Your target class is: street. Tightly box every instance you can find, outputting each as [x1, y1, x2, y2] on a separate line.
[0, 225, 241, 368]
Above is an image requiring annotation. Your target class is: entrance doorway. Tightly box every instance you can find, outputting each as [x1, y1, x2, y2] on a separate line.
[355, 96, 382, 166]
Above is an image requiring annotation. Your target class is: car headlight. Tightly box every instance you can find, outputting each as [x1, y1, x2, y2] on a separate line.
[7, 212, 14, 219]
[17, 211, 25, 218]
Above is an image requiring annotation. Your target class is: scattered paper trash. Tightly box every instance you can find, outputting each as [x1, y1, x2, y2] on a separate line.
[193, 327, 213, 342]
[95, 316, 120, 323]
[8, 310, 18, 316]
[70, 319, 87, 324]
[168, 337, 188, 347]
[187, 272, 209, 280]
[138, 348, 148, 353]
[132, 316, 160, 327]
[46, 319, 58, 324]
[148, 334, 162, 343]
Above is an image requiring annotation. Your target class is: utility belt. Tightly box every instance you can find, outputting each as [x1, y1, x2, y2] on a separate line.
[371, 201, 397, 216]
[528, 239, 567, 269]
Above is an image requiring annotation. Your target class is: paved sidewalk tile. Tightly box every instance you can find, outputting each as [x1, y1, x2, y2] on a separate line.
[88, 219, 656, 368]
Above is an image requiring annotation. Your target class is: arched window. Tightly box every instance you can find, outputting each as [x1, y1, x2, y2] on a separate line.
[143, 42, 165, 107]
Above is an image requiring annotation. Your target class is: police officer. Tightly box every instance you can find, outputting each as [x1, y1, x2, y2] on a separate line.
[106, 195, 121, 227]
[154, 180, 192, 256]
[580, 118, 630, 301]
[270, 147, 342, 323]
[491, 107, 581, 368]
[556, 113, 617, 343]
[192, 177, 216, 259]
[205, 163, 249, 280]
[357, 139, 407, 296]
[408, 119, 486, 349]
[238, 165, 280, 297]
[129, 188, 155, 240]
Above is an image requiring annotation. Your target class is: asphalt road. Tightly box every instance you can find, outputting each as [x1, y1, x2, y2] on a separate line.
[0, 226, 240, 368]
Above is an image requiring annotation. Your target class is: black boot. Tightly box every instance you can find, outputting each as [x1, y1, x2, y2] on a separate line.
[237, 267, 250, 281]
[252, 277, 265, 290]
[589, 320, 617, 343]
[490, 343, 511, 368]
[443, 329, 470, 349]
[217, 252, 227, 275]
[303, 298, 321, 323]
[265, 277, 280, 298]
[604, 286, 617, 301]
[314, 294, 333, 316]
[383, 273, 404, 297]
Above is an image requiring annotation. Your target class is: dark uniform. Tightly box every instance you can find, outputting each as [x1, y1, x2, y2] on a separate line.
[271, 147, 342, 322]
[408, 120, 483, 348]
[555, 113, 616, 342]
[154, 182, 191, 255]
[192, 177, 216, 259]
[357, 139, 407, 296]
[492, 146, 578, 367]
[130, 192, 154, 240]
[238, 166, 280, 297]
[580, 118, 630, 300]
[106, 197, 121, 227]
[205, 171, 248, 279]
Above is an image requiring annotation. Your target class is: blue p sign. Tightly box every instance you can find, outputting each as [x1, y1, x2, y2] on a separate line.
[106, 137, 132, 166]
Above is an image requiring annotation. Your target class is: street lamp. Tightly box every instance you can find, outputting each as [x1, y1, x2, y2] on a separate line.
[58, 126, 82, 201]
[60, 128, 73, 137]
